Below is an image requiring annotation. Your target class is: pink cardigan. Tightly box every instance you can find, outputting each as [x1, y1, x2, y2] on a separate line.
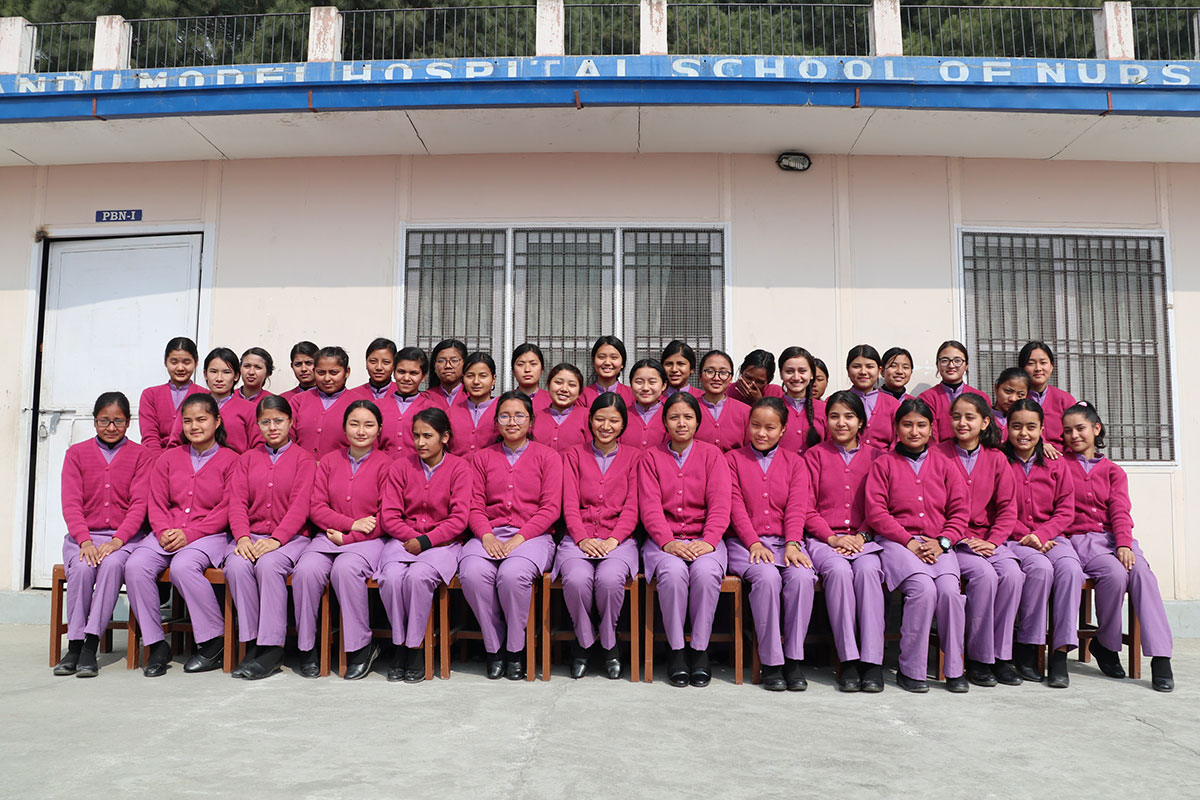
[623, 404, 668, 451]
[1008, 455, 1075, 545]
[864, 448, 969, 543]
[562, 443, 640, 544]
[229, 443, 317, 544]
[581, 383, 635, 410]
[137, 382, 206, 457]
[376, 392, 434, 457]
[726, 444, 809, 547]
[349, 381, 397, 403]
[60, 438, 153, 545]
[1063, 455, 1134, 549]
[803, 440, 883, 543]
[309, 449, 393, 544]
[638, 440, 732, 548]
[218, 394, 264, 454]
[291, 389, 359, 459]
[779, 397, 826, 458]
[696, 396, 750, 452]
[857, 389, 899, 451]
[1032, 385, 1077, 451]
[468, 442, 563, 540]
[936, 441, 1017, 544]
[380, 452, 473, 548]
[917, 383, 991, 443]
[532, 405, 590, 453]
[148, 446, 239, 542]
[727, 382, 785, 405]
[447, 397, 501, 459]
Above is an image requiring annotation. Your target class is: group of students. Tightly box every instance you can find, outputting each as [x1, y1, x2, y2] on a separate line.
[53, 334, 1175, 693]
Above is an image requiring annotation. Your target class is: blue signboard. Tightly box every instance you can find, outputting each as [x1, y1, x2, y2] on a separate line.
[94, 209, 143, 222]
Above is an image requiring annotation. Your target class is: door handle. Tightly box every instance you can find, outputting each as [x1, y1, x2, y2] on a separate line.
[38, 408, 76, 437]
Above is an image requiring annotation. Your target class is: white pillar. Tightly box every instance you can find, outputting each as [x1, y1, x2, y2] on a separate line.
[640, 0, 668, 56]
[92, 15, 131, 71]
[869, 0, 903, 57]
[1094, 1, 1135, 60]
[536, 0, 564, 56]
[0, 17, 35, 74]
[1192, 11, 1200, 61]
[307, 6, 343, 62]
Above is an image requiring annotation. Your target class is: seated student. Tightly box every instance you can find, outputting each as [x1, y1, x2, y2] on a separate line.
[811, 358, 830, 402]
[280, 341, 318, 403]
[224, 395, 317, 681]
[531, 363, 589, 453]
[203, 347, 261, 454]
[624, 359, 669, 451]
[377, 346, 432, 457]
[557, 394, 641, 680]
[1062, 402, 1175, 692]
[425, 339, 469, 410]
[777, 346, 825, 457]
[639, 392, 732, 688]
[138, 337, 205, 458]
[291, 346, 358, 459]
[125, 394, 239, 677]
[917, 340, 990, 443]
[727, 398, 817, 692]
[378, 408, 472, 683]
[847, 345, 899, 451]
[991, 367, 1030, 441]
[512, 343, 551, 413]
[880, 347, 914, 403]
[804, 391, 886, 693]
[1021, 341, 1076, 457]
[662, 340, 698, 397]
[460, 392, 562, 681]
[1002, 398, 1083, 689]
[727, 349, 784, 405]
[54, 392, 153, 678]
[865, 397, 970, 693]
[695, 350, 750, 452]
[292, 400, 393, 680]
[237, 347, 275, 404]
[581, 336, 634, 408]
[447, 352, 502, 459]
[938, 393, 1024, 688]
[352, 338, 398, 402]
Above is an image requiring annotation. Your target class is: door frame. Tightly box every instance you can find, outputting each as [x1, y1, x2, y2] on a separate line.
[14, 222, 214, 590]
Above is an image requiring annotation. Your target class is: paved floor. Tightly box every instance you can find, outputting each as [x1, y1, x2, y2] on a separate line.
[4, 625, 1198, 799]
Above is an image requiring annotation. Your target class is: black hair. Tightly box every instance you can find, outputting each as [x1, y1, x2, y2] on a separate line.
[813, 358, 829, 380]
[738, 349, 777, 382]
[700, 349, 735, 373]
[846, 344, 882, 370]
[895, 396, 934, 425]
[344, 398, 383, 428]
[289, 341, 318, 362]
[256, 394, 292, 419]
[315, 346, 350, 369]
[995, 367, 1031, 390]
[547, 362, 584, 389]
[825, 389, 867, 431]
[589, 392, 628, 434]
[511, 343, 546, 371]
[412, 407, 452, 441]
[1063, 400, 1105, 451]
[494, 390, 535, 427]
[590, 336, 627, 382]
[951, 392, 1001, 449]
[92, 391, 130, 419]
[936, 339, 970, 362]
[428, 339, 469, 390]
[1000, 398, 1047, 466]
[164, 337, 198, 362]
[178, 394, 228, 448]
[1019, 340, 1056, 367]
[751, 396, 788, 427]
[204, 347, 241, 386]
[882, 347, 913, 370]
[464, 351, 497, 378]
[629, 358, 668, 386]
[395, 346, 429, 375]
[365, 338, 398, 360]
[661, 340, 697, 370]
[778, 346, 820, 449]
[661, 390, 701, 424]
[241, 347, 275, 377]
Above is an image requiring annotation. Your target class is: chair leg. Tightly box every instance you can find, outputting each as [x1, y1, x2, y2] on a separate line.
[49, 572, 65, 668]
[222, 581, 235, 673]
[424, 611, 435, 681]
[629, 578, 640, 683]
[438, 585, 451, 680]
[525, 585, 537, 682]
[752, 630, 761, 685]
[100, 629, 113, 654]
[126, 607, 139, 670]
[541, 573, 552, 682]
[319, 585, 332, 678]
[732, 583, 743, 686]
[1078, 585, 1093, 663]
[337, 621, 347, 679]
[1128, 598, 1142, 680]
[644, 580, 656, 684]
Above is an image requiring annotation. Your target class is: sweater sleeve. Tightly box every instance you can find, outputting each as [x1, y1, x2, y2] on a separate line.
[229, 457, 253, 541]
[638, 453, 674, 548]
[424, 460, 473, 547]
[726, 452, 759, 548]
[515, 450, 563, 541]
[114, 448, 153, 544]
[182, 456, 235, 543]
[802, 451, 836, 543]
[1035, 465, 1076, 545]
[138, 388, 163, 457]
[273, 454, 316, 544]
[309, 461, 356, 533]
[59, 449, 91, 545]
[985, 458, 1018, 545]
[864, 458, 913, 544]
[610, 453, 640, 544]
[784, 457, 811, 543]
[700, 450, 733, 547]
[380, 464, 421, 541]
[340, 461, 390, 545]
[468, 455, 493, 538]
[1107, 464, 1135, 549]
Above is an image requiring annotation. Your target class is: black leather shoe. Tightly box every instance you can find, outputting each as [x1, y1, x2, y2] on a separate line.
[689, 648, 711, 687]
[344, 643, 379, 681]
[1089, 641, 1126, 679]
[1047, 650, 1070, 689]
[966, 659, 997, 687]
[232, 645, 257, 679]
[992, 660, 1023, 686]
[53, 650, 80, 676]
[1013, 643, 1044, 682]
[1151, 657, 1174, 693]
[403, 648, 426, 682]
[945, 675, 970, 693]
[859, 663, 885, 693]
[838, 660, 862, 692]
[387, 646, 408, 683]
[667, 648, 689, 687]
[387, 665, 405, 682]
[760, 665, 786, 692]
[505, 652, 526, 681]
[782, 659, 807, 692]
[570, 643, 590, 679]
[404, 668, 425, 683]
[75, 646, 99, 679]
[604, 658, 623, 680]
[184, 643, 224, 674]
[300, 649, 321, 679]
[485, 653, 505, 680]
[897, 671, 928, 693]
[143, 641, 172, 678]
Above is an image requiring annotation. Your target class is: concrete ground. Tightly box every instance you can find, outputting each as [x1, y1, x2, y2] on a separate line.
[3, 625, 1198, 800]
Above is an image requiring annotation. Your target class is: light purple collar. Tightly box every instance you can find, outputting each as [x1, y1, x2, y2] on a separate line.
[189, 443, 219, 472]
[318, 388, 345, 410]
[95, 436, 127, 464]
[852, 387, 879, 418]
[502, 441, 529, 466]
[669, 442, 693, 467]
[835, 443, 859, 465]
[591, 443, 620, 474]
[635, 400, 662, 423]
[1076, 453, 1104, 474]
[954, 444, 980, 475]
[422, 455, 444, 480]
[753, 446, 777, 474]
[701, 396, 725, 419]
[168, 381, 192, 409]
[266, 440, 291, 464]
[348, 449, 372, 474]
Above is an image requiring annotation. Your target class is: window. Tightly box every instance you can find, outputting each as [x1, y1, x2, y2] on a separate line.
[403, 229, 506, 357]
[963, 231, 1173, 462]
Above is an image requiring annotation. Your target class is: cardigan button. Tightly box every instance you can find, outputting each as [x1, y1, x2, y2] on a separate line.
[184, 508, 191, 514]
[844, 519, 850, 525]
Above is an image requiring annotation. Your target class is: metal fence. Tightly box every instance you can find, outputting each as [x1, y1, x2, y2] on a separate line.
[342, 6, 536, 60]
[669, 3, 870, 56]
[129, 14, 309, 69]
[32, 22, 94, 73]
[901, 5, 1096, 59]
[1133, 7, 1199, 60]
[566, 3, 640, 55]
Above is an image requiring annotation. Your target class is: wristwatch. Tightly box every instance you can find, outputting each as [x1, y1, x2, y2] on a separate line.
[937, 536, 952, 553]
[787, 540, 803, 549]
[857, 531, 874, 543]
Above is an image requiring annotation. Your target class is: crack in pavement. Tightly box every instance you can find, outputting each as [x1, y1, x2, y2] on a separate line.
[1133, 713, 1200, 759]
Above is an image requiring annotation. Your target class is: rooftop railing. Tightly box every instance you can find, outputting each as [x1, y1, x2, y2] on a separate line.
[342, 5, 536, 60]
[901, 5, 1096, 59]
[668, 3, 870, 57]
[1133, 6, 1200, 59]
[129, 13, 310, 69]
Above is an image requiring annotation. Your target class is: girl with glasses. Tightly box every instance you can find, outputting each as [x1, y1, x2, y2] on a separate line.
[695, 350, 750, 453]
[917, 340, 990, 443]
[426, 339, 469, 410]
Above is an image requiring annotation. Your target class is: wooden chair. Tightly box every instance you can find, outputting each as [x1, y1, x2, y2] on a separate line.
[539, 571, 641, 682]
[48, 564, 128, 668]
[232, 575, 335, 678]
[1075, 578, 1142, 679]
[127, 568, 236, 673]
[335, 578, 436, 680]
[438, 576, 537, 681]
[644, 575, 744, 684]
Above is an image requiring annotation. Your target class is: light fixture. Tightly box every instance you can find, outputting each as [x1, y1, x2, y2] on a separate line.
[776, 152, 812, 172]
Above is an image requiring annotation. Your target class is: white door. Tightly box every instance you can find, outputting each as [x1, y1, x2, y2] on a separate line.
[29, 235, 202, 587]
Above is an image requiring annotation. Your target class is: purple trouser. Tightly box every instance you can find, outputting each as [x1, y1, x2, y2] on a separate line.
[125, 533, 231, 646]
[458, 531, 554, 653]
[726, 536, 817, 666]
[1009, 538, 1084, 652]
[642, 538, 728, 651]
[1071, 532, 1173, 657]
[292, 536, 385, 653]
[878, 538, 965, 680]
[62, 531, 144, 640]
[376, 537, 462, 648]
[955, 542, 1024, 662]
[806, 537, 885, 664]
[223, 534, 311, 646]
[552, 537, 639, 650]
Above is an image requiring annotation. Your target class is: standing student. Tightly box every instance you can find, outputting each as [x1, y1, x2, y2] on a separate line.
[624, 359, 669, 450]
[1021, 341, 1076, 457]
[531, 363, 589, 453]
[138, 337, 205, 458]
[54, 392, 153, 678]
[639, 392, 732, 688]
[881, 347, 914, 403]
[292, 400, 393, 680]
[865, 397, 970, 693]
[727, 398, 817, 692]
[238, 347, 274, 403]
[352, 338, 398, 402]
[280, 341, 318, 403]
[1062, 402, 1174, 692]
[447, 352, 501, 459]
[917, 340, 990, 443]
[939, 393, 1024, 687]
[727, 349, 784, 405]
[378, 408, 472, 682]
[291, 346, 357, 458]
[991, 367, 1030, 440]
[378, 346, 432, 457]
[777, 346, 825, 456]
[512, 343, 551, 413]
[126, 394, 239, 677]
[225, 395, 317, 680]
[847, 345, 899, 451]
[459, 392, 563, 681]
[1002, 398, 1083, 688]
[426, 339, 469, 410]
[811, 359, 830, 402]
[557, 394, 641, 679]
[581, 335, 634, 408]
[804, 391, 886, 693]
[695, 350, 751, 452]
[662, 340, 697, 396]
[204, 347, 261, 454]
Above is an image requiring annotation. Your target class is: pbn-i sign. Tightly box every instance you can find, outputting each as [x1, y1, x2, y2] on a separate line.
[95, 209, 143, 222]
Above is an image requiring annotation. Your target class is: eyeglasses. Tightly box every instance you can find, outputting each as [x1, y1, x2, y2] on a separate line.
[497, 413, 529, 424]
[258, 418, 290, 428]
[702, 368, 733, 380]
[435, 358, 463, 367]
[937, 357, 966, 367]
[95, 418, 128, 429]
